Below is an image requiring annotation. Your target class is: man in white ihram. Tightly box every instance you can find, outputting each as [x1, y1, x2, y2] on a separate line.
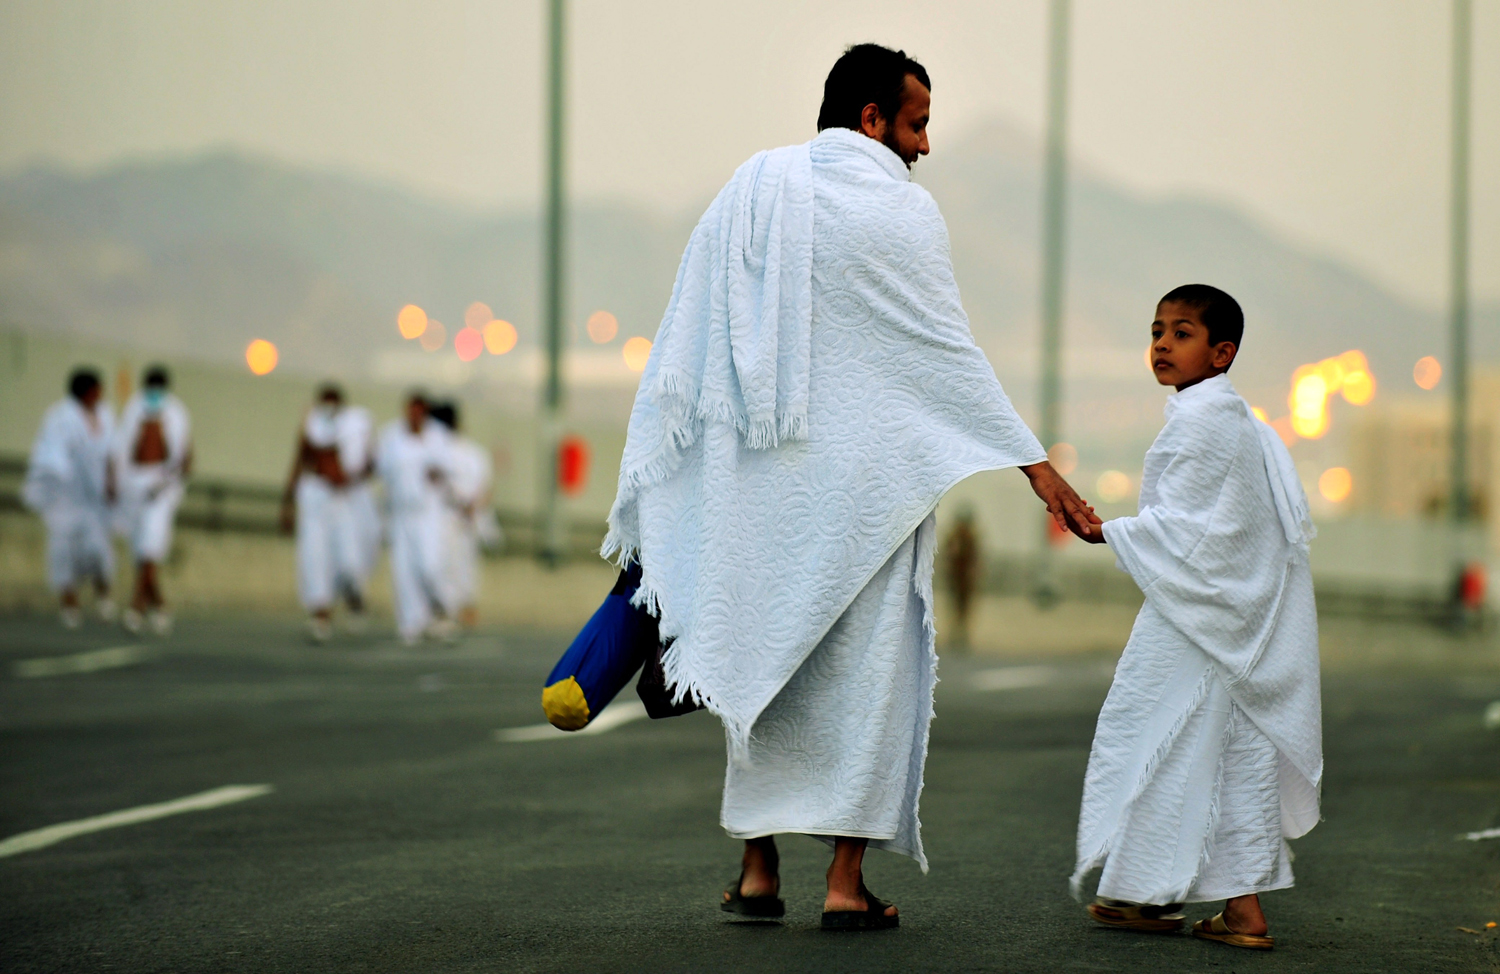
[604, 44, 1098, 930]
[280, 384, 377, 642]
[24, 368, 117, 628]
[378, 392, 458, 645]
[115, 365, 192, 635]
[429, 401, 499, 628]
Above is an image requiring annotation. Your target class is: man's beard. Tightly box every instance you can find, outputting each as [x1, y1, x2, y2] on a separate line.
[882, 130, 917, 169]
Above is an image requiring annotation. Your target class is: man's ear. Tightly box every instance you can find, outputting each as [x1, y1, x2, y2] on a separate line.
[859, 103, 885, 140]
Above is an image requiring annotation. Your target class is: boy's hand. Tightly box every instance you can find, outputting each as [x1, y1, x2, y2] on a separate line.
[1020, 461, 1105, 540]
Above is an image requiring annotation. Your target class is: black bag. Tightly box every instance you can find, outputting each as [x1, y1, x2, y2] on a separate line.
[636, 635, 702, 719]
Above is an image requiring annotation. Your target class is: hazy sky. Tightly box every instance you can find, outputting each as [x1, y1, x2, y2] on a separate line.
[1, 0, 1495, 308]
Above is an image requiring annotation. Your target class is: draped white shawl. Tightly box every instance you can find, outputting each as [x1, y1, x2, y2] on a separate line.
[604, 128, 1047, 754]
[1074, 374, 1322, 897]
[24, 398, 114, 511]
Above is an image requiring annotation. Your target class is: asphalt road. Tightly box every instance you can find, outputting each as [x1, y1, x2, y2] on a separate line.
[2, 611, 1498, 973]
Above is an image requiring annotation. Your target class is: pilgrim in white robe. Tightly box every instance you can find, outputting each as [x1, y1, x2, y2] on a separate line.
[114, 392, 191, 563]
[442, 434, 496, 613]
[296, 404, 376, 612]
[25, 397, 116, 592]
[1073, 374, 1322, 905]
[377, 418, 454, 641]
[605, 127, 1046, 869]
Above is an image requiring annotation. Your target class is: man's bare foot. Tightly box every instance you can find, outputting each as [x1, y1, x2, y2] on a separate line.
[823, 837, 897, 917]
[725, 836, 779, 901]
[1222, 894, 1268, 936]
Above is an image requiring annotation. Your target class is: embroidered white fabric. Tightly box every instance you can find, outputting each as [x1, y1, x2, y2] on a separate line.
[1074, 374, 1322, 902]
[604, 128, 1046, 761]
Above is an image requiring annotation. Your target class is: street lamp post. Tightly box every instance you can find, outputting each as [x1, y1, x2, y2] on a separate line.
[1448, 0, 1476, 621]
[538, 0, 567, 565]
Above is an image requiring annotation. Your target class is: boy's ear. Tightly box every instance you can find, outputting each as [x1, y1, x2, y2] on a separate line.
[1213, 341, 1238, 370]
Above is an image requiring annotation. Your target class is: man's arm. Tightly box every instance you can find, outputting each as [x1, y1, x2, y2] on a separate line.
[1019, 461, 1102, 540]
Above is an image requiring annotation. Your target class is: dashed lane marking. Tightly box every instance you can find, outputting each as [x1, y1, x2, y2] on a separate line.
[0, 784, 275, 859]
[495, 700, 649, 743]
[13, 645, 156, 679]
[970, 665, 1057, 692]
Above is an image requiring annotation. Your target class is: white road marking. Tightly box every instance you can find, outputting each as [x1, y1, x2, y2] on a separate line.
[495, 700, 649, 743]
[0, 784, 274, 859]
[1463, 827, 1500, 841]
[14, 645, 155, 679]
[971, 665, 1057, 692]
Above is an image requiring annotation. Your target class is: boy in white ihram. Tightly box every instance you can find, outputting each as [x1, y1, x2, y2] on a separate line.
[115, 365, 192, 635]
[24, 368, 117, 628]
[1072, 285, 1322, 951]
[280, 384, 377, 642]
[377, 392, 457, 645]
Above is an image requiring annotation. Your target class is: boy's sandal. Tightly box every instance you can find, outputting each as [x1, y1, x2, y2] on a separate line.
[721, 874, 785, 919]
[1191, 913, 1274, 950]
[1087, 898, 1185, 933]
[821, 883, 899, 931]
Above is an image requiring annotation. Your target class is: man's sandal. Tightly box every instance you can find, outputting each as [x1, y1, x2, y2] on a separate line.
[721, 874, 785, 919]
[1191, 913, 1274, 950]
[821, 883, 899, 931]
[1087, 898, 1186, 933]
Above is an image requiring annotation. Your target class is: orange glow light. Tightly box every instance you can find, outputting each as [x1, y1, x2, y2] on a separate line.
[586, 310, 619, 344]
[622, 336, 652, 372]
[1414, 355, 1442, 390]
[245, 339, 278, 375]
[419, 320, 447, 352]
[1318, 467, 1353, 503]
[1048, 442, 1078, 476]
[465, 302, 493, 330]
[1287, 350, 1375, 440]
[398, 304, 428, 340]
[483, 319, 517, 355]
[1251, 406, 1269, 423]
[1096, 470, 1132, 503]
[454, 326, 483, 362]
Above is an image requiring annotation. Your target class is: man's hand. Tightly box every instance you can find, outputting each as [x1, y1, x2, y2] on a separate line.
[1020, 461, 1104, 541]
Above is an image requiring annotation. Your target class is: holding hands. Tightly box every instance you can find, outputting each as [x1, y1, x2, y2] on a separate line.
[1020, 461, 1105, 542]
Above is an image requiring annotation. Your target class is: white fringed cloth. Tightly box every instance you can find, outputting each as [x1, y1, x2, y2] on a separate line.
[604, 128, 1045, 867]
[1074, 374, 1323, 903]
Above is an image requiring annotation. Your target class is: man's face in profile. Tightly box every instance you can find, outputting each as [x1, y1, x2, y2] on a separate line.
[883, 75, 931, 167]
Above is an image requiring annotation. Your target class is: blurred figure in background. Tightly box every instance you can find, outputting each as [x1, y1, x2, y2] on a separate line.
[428, 401, 498, 629]
[23, 367, 117, 628]
[280, 384, 376, 643]
[378, 391, 456, 645]
[943, 505, 981, 651]
[114, 365, 191, 635]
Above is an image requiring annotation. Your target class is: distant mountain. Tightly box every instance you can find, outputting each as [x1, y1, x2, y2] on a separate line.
[1, 125, 1490, 466]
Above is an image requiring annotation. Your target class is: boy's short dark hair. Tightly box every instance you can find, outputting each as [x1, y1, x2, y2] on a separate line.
[143, 364, 170, 389]
[68, 367, 101, 401]
[817, 43, 931, 132]
[1159, 284, 1244, 349]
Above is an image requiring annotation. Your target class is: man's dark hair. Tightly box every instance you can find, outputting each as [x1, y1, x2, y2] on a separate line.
[143, 364, 170, 389]
[817, 43, 930, 132]
[317, 382, 344, 404]
[1159, 284, 1244, 350]
[428, 401, 457, 430]
[68, 367, 101, 401]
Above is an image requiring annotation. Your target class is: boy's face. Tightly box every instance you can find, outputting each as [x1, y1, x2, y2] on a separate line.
[1150, 301, 1237, 391]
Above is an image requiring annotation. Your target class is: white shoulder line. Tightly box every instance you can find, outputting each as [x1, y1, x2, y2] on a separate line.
[495, 700, 649, 743]
[14, 645, 156, 679]
[0, 784, 274, 858]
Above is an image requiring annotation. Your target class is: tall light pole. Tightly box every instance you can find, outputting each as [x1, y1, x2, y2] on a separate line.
[538, 0, 567, 564]
[1035, 0, 1071, 606]
[1448, 0, 1474, 616]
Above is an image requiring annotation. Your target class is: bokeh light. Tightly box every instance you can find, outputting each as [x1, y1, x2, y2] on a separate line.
[1251, 406, 1269, 423]
[622, 336, 652, 372]
[1287, 350, 1374, 439]
[1414, 355, 1442, 390]
[484, 319, 518, 355]
[1047, 442, 1078, 475]
[245, 339, 278, 375]
[454, 326, 483, 362]
[1319, 466, 1353, 503]
[586, 310, 619, 343]
[398, 304, 428, 339]
[1096, 470, 1133, 503]
[419, 320, 447, 352]
[465, 302, 493, 330]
